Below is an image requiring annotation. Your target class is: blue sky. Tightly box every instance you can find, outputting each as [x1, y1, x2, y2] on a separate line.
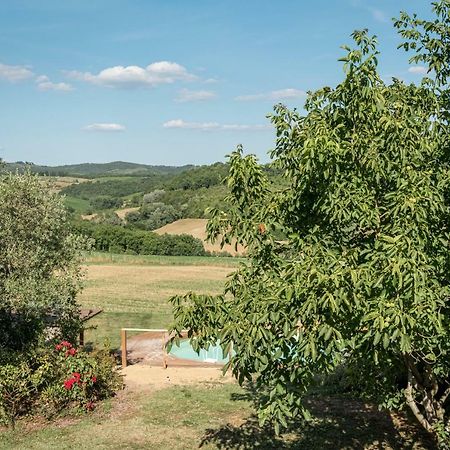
[0, 0, 432, 166]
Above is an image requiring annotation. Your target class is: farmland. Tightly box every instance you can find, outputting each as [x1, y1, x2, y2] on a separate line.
[79, 252, 240, 347]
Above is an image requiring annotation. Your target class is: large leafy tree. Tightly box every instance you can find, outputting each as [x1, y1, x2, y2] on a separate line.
[0, 172, 88, 354]
[170, 2, 450, 445]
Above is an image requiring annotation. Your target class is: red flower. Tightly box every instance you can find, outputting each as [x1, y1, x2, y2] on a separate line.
[73, 372, 81, 380]
[65, 348, 77, 357]
[64, 379, 75, 390]
[55, 344, 63, 351]
[91, 376, 97, 383]
[61, 341, 72, 348]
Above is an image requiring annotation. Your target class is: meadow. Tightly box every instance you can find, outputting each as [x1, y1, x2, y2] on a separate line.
[79, 252, 241, 347]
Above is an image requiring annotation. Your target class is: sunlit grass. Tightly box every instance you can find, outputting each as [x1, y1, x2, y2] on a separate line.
[79, 254, 236, 347]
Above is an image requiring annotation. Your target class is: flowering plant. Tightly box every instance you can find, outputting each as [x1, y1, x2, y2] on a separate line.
[54, 340, 103, 411]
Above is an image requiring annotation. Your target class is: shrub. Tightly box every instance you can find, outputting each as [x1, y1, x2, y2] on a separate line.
[0, 341, 122, 427]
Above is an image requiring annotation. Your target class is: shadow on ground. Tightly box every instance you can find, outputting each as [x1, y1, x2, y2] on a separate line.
[200, 388, 436, 449]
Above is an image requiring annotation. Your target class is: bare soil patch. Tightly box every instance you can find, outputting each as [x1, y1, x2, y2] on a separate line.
[121, 365, 231, 391]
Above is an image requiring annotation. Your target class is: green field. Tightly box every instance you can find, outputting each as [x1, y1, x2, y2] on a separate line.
[63, 195, 91, 214]
[80, 252, 239, 347]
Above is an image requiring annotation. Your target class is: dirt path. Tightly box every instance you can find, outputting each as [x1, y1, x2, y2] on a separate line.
[121, 365, 232, 390]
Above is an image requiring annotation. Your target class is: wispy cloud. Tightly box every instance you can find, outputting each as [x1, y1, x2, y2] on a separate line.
[0, 62, 34, 82]
[349, 1, 389, 24]
[175, 89, 216, 103]
[368, 7, 388, 23]
[83, 123, 125, 132]
[163, 119, 270, 131]
[36, 75, 73, 92]
[235, 88, 306, 102]
[66, 61, 196, 88]
[408, 66, 428, 75]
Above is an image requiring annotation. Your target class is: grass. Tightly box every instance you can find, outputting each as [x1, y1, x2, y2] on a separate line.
[84, 251, 244, 267]
[0, 383, 434, 449]
[80, 253, 239, 347]
[64, 195, 91, 214]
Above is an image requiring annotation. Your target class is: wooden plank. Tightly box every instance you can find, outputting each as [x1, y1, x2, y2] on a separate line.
[121, 329, 127, 368]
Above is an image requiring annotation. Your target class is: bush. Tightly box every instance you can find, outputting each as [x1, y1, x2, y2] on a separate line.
[90, 196, 123, 210]
[0, 341, 122, 428]
[128, 202, 181, 231]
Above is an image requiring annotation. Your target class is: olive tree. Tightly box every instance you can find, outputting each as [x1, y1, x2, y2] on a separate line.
[170, 4, 450, 445]
[0, 172, 88, 353]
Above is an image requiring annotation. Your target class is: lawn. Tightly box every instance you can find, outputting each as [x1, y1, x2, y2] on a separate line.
[0, 382, 434, 449]
[79, 252, 239, 348]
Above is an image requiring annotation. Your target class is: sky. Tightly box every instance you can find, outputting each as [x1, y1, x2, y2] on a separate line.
[0, 0, 433, 166]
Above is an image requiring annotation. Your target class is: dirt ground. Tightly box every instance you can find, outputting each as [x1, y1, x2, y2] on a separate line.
[121, 365, 232, 390]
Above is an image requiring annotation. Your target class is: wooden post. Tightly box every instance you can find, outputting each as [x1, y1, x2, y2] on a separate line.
[121, 329, 127, 368]
[162, 331, 168, 369]
[79, 329, 84, 347]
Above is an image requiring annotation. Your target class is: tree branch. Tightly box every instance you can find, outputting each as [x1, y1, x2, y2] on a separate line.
[404, 367, 434, 435]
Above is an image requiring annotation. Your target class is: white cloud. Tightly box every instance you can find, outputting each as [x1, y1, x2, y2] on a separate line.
[368, 7, 388, 23]
[204, 77, 219, 84]
[66, 61, 196, 88]
[83, 123, 126, 132]
[163, 119, 270, 131]
[36, 75, 73, 92]
[235, 88, 306, 102]
[0, 63, 34, 82]
[408, 66, 428, 75]
[175, 89, 216, 103]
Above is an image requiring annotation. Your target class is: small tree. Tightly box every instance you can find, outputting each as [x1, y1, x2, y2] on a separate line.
[170, 4, 450, 446]
[0, 172, 88, 353]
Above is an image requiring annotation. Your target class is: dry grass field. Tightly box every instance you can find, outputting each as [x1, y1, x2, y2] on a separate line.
[42, 176, 89, 193]
[79, 253, 237, 347]
[154, 218, 245, 256]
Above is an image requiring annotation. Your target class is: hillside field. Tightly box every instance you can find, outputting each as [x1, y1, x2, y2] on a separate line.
[154, 219, 245, 256]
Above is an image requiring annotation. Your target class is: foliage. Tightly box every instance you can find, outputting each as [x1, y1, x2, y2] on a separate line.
[91, 211, 123, 226]
[89, 195, 123, 210]
[5, 160, 195, 177]
[143, 189, 166, 204]
[73, 221, 207, 256]
[0, 172, 89, 352]
[166, 162, 229, 190]
[0, 341, 122, 428]
[62, 177, 164, 200]
[170, 7, 450, 447]
[127, 202, 181, 230]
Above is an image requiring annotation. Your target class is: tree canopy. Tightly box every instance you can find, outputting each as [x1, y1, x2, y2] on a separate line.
[170, 2, 450, 445]
[0, 172, 88, 353]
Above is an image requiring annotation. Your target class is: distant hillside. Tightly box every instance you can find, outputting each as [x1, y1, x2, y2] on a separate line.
[154, 219, 245, 256]
[5, 160, 196, 177]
